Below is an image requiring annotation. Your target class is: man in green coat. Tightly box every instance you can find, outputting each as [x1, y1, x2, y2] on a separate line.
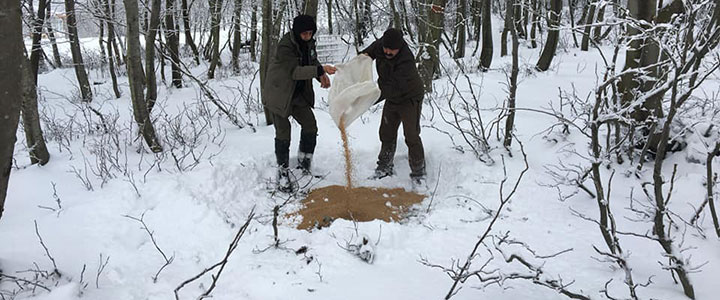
[262, 15, 336, 192]
[360, 28, 427, 189]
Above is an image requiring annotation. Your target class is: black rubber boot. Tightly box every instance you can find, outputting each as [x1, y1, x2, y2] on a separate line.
[275, 139, 292, 192]
[370, 142, 396, 179]
[297, 133, 316, 174]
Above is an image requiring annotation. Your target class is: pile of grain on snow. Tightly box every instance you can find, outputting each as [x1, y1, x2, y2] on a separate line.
[295, 185, 425, 230]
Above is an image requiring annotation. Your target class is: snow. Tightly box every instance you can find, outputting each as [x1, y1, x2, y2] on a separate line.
[4, 16, 720, 300]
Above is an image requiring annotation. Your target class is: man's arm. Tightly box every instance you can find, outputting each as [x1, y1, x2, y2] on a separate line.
[275, 42, 321, 80]
[359, 40, 381, 59]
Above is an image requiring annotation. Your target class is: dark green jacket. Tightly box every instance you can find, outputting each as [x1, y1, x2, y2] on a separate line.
[262, 32, 322, 117]
[360, 39, 424, 104]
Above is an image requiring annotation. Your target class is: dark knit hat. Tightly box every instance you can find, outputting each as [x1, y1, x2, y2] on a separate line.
[382, 28, 405, 50]
[292, 15, 317, 36]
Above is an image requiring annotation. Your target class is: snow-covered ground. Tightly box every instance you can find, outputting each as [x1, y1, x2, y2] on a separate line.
[4, 19, 720, 300]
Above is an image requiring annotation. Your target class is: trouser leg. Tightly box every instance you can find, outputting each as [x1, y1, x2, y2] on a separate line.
[377, 102, 401, 172]
[272, 113, 291, 168]
[288, 105, 317, 171]
[292, 105, 318, 155]
[400, 99, 426, 178]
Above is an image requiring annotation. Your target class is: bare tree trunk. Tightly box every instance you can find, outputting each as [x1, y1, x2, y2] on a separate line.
[304, 0, 319, 17]
[111, 0, 127, 66]
[145, 0, 162, 110]
[581, 0, 596, 51]
[454, 0, 467, 58]
[64, 0, 93, 101]
[326, 0, 333, 34]
[529, 0, 538, 48]
[111, 0, 125, 66]
[231, 0, 245, 73]
[389, 0, 402, 30]
[471, 0, 481, 54]
[45, 2, 63, 68]
[103, 0, 121, 98]
[501, 0, 513, 56]
[652, 87, 695, 300]
[30, 0, 49, 80]
[123, 0, 163, 153]
[418, 0, 447, 93]
[503, 0, 519, 148]
[592, 0, 605, 41]
[159, 28, 167, 84]
[260, 0, 274, 125]
[479, 0, 493, 70]
[99, 15, 107, 73]
[250, 1, 258, 62]
[181, 0, 200, 64]
[414, 0, 427, 44]
[363, 0, 372, 37]
[536, 0, 561, 71]
[620, 0, 660, 123]
[0, 0, 23, 221]
[569, 0, 579, 47]
[513, 0, 525, 39]
[707, 142, 720, 238]
[353, 0, 364, 46]
[20, 56, 50, 166]
[165, 0, 182, 87]
[207, 0, 224, 79]
[400, 0, 414, 40]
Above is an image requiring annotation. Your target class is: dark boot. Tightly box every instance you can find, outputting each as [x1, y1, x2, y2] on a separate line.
[370, 142, 396, 179]
[275, 139, 293, 192]
[297, 133, 316, 174]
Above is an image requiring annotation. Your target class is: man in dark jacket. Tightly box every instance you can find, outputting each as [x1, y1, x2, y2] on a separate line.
[262, 15, 336, 192]
[360, 28, 426, 188]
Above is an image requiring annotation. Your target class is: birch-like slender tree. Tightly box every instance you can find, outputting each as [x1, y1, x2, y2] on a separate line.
[536, 0, 562, 71]
[45, 1, 63, 68]
[501, 0, 513, 56]
[0, 0, 23, 221]
[124, 0, 163, 152]
[479, 0, 493, 70]
[207, 0, 224, 79]
[581, 0, 597, 51]
[103, 0, 121, 98]
[231, 0, 245, 73]
[503, 0, 519, 148]
[165, 0, 183, 87]
[29, 0, 49, 80]
[21, 56, 50, 166]
[454, 0, 467, 58]
[181, 0, 200, 64]
[417, 0, 446, 92]
[65, 0, 93, 101]
[250, 1, 258, 61]
[260, 0, 274, 125]
[304, 0, 319, 16]
[145, 0, 162, 111]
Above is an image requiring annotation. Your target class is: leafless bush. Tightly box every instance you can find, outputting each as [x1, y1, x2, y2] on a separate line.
[174, 209, 255, 300]
[123, 212, 174, 283]
[422, 138, 529, 298]
[430, 60, 496, 164]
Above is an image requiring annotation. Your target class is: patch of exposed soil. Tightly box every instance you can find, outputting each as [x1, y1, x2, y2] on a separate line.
[295, 185, 425, 230]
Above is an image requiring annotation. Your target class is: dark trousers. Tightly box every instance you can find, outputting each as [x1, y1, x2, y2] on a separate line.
[272, 104, 317, 167]
[377, 98, 426, 178]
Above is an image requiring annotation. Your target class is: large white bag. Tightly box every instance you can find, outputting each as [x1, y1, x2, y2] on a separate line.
[328, 55, 381, 128]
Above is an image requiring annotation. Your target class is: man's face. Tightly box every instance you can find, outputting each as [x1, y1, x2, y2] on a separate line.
[300, 30, 313, 41]
[383, 47, 400, 59]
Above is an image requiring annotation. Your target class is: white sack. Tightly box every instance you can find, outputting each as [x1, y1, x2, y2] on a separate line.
[328, 55, 381, 128]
